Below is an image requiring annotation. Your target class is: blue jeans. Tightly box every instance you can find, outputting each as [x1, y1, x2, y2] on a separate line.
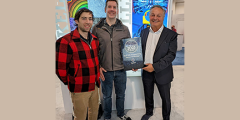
[101, 69, 127, 119]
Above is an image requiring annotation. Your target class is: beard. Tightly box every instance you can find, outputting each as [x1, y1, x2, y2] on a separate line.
[79, 25, 91, 32]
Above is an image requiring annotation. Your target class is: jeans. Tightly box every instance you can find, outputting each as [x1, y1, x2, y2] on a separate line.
[101, 69, 127, 119]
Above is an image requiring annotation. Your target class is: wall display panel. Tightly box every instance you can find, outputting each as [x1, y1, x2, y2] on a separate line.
[67, 0, 106, 31]
[132, 0, 169, 37]
[56, 0, 71, 40]
[55, 0, 106, 40]
[88, 0, 106, 28]
[56, 0, 171, 76]
[67, 0, 88, 31]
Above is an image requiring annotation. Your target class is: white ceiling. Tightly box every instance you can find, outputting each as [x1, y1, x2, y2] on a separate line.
[174, 0, 184, 3]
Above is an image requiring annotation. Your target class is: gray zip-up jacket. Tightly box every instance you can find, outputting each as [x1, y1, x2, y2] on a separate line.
[92, 18, 131, 71]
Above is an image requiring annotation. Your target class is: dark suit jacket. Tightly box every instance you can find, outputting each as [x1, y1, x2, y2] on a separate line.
[141, 26, 178, 85]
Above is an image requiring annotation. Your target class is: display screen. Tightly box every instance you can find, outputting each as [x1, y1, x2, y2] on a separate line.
[132, 0, 169, 37]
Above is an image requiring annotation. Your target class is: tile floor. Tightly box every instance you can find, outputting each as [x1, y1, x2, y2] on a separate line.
[56, 65, 184, 120]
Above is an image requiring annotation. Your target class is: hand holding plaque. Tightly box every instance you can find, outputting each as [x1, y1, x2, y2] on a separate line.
[121, 37, 144, 70]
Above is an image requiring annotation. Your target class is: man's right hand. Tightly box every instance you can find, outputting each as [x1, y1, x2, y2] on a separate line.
[100, 67, 107, 81]
[132, 68, 138, 72]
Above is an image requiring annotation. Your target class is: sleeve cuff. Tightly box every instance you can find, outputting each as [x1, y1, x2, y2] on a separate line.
[63, 82, 68, 85]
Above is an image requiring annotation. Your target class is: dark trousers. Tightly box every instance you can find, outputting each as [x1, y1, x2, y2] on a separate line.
[101, 70, 127, 119]
[142, 76, 171, 120]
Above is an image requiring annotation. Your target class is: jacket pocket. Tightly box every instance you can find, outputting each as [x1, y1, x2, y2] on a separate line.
[74, 64, 80, 77]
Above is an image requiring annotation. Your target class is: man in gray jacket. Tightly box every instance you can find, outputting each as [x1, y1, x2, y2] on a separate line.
[92, 0, 131, 120]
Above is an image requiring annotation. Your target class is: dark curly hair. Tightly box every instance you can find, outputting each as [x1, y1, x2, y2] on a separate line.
[74, 8, 94, 26]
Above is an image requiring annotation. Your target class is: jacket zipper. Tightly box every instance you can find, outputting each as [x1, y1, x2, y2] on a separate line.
[81, 38, 98, 84]
[111, 33, 113, 70]
[81, 36, 92, 49]
[102, 26, 113, 70]
[89, 38, 92, 49]
[85, 40, 92, 49]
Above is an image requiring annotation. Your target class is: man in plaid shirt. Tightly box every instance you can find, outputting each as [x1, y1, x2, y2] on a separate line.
[56, 8, 100, 120]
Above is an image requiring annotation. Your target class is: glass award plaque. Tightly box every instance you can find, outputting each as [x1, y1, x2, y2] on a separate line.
[121, 37, 144, 70]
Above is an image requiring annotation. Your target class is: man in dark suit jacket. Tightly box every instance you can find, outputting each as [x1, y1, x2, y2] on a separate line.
[134, 5, 178, 120]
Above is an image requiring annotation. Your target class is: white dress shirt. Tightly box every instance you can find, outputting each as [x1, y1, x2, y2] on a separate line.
[144, 25, 164, 64]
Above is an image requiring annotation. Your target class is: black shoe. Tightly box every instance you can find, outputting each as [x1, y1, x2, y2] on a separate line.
[141, 114, 152, 120]
[119, 115, 131, 120]
[98, 104, 104, 119]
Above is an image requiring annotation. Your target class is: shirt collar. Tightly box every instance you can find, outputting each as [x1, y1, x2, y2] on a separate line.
[80, 32, 92, 41]
[104, 19, 117, 27]
[149, 24, 164, 33]
[71, 28, 92, 41]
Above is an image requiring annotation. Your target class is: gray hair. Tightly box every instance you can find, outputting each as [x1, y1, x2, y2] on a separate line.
[150, 5, 166, 16]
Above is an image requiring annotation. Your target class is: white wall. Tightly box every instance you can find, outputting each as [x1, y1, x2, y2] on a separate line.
[172, 1, 184, 34]
[172, 0, 185, 47]
[175, 2, 184, 14]
[177, 20, 184, 34]
[171, 14, 184, 30]
[172, 0, 176, 15]
[55, 0, 73, 113]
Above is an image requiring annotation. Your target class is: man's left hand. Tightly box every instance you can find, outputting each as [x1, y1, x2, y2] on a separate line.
[142, 63, 154, 72]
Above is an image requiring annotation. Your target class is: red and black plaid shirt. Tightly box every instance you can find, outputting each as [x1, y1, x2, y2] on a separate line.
[56, 28, 100, 93]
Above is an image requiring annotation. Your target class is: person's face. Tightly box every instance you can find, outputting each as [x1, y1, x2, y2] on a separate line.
[149, 7, 165, 28]
[75, 12, 93, 32]
[105, 1, 118, 19]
